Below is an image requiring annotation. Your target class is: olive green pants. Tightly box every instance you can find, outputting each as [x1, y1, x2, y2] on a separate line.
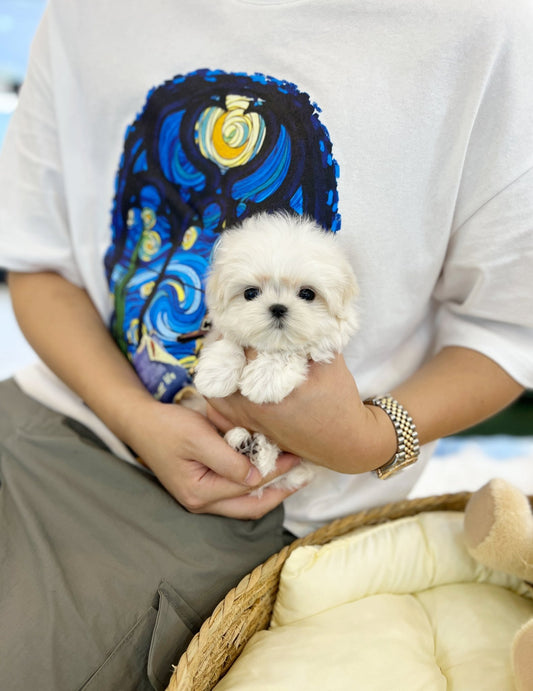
[0, 379, 292, 690]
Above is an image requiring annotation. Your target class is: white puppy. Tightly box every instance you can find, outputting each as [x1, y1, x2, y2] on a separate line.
[195, 211, 359, 490]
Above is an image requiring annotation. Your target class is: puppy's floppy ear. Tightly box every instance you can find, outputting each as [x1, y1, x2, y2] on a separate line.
[205, 260, 230, 315]
[315, 263, 359, 354]
[331, 259, 359, 323]
[334, 273, 359, 347]
[204, 235, 231, 314]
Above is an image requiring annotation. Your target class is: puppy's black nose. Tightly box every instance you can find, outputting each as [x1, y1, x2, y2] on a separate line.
[270, 303, 288, 319]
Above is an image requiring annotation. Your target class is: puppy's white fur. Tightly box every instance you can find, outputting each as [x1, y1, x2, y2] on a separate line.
[195, 211, 359, 490]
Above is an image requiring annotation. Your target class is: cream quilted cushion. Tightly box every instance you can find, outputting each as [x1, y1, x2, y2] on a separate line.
[215, 512, 533, 690]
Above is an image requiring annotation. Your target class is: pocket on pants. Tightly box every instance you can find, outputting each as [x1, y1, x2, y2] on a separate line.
[80, 582, 202, 691]
[80, 606, 158, 691]
[148, 581, 204, 691]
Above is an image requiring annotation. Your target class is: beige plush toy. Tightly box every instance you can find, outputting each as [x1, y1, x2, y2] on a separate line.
[464, 478, 533, 691]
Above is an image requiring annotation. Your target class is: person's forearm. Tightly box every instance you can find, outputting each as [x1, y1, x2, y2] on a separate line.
[359, 345, 525, 472]
[8, 271, 152, 445]
[389, 346, 525, 446]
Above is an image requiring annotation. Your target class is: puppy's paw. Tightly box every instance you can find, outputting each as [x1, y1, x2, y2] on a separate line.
[225, 428, 280, 477]
[240, 352, 308, 404]
[225, 427, 254, 455]
[225, 429, 280, 498]
[194, 339, 245, 398]
[248, 432, 280, 477]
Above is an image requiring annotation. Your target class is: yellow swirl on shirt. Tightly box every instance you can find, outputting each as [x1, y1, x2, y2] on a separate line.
[195, 95, 266, 171]
[138, 229, 161, 262]
[168, 279, 186, 304]
[181, 226, 199, 250]
[140, 281, 156, 298]
[127, 318, 140, 346]
[141, 207, 157, 231]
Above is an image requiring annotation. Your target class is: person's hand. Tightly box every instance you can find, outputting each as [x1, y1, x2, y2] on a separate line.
[121, 391, 303, 519]
[207, 353, 397, 474]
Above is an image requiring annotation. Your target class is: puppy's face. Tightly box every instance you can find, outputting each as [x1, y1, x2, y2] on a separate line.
[213, 274, 337, 351]
[205, 213, 358, 352]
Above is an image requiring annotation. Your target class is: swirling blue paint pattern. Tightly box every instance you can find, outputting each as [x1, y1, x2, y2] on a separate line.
[105, 69, 341, 402]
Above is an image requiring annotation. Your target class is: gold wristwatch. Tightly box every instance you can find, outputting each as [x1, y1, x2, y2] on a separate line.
[364, 394, 420, 480]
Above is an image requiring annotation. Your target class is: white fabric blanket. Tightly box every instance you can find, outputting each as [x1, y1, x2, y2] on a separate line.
[215, 512, 533, 690]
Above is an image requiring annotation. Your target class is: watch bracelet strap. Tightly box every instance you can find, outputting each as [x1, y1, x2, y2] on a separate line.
[364, 394, 420, 480]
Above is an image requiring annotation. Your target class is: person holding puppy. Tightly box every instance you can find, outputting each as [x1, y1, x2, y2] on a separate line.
[1, 0, 532, 688]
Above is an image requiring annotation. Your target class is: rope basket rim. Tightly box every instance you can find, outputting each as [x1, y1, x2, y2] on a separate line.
[167, 490, 533, 691]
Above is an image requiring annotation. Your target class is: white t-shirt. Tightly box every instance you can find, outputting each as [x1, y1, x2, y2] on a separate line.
[1, 0, 532, 536]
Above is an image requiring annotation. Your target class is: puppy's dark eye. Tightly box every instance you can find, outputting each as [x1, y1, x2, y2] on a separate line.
[298, 288, 316, 302]
[244, 287, 261, 301]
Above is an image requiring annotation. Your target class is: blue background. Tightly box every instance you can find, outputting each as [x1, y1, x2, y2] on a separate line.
[0, 0, 46, 148]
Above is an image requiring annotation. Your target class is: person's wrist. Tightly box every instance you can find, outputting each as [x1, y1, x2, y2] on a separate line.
[317, 398, 398, 474]
[364, 394, 421, 479]
[107, 384, 160, 453]
[362, 402, 399, 471]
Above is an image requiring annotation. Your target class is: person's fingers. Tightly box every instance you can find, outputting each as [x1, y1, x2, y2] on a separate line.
[188, 432, 263, 486]
[198, 484, 299, 520]
[174, 463, 258, 511]
[174, 455, 301, 512]
[191, 445, 302, 491]
[178, 447, 303, 510]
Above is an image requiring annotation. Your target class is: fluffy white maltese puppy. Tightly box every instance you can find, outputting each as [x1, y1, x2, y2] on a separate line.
[194, 211, 359, 491]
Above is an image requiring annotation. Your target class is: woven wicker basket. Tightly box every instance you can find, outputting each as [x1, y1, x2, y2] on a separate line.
[166, 491, 492, 690]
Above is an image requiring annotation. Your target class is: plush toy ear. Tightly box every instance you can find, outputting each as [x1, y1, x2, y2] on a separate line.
[464, 480, 499, 552]
[512, 618, 533, 691]
[465, 480, 533, 691]
[464, 478, 533, 582]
